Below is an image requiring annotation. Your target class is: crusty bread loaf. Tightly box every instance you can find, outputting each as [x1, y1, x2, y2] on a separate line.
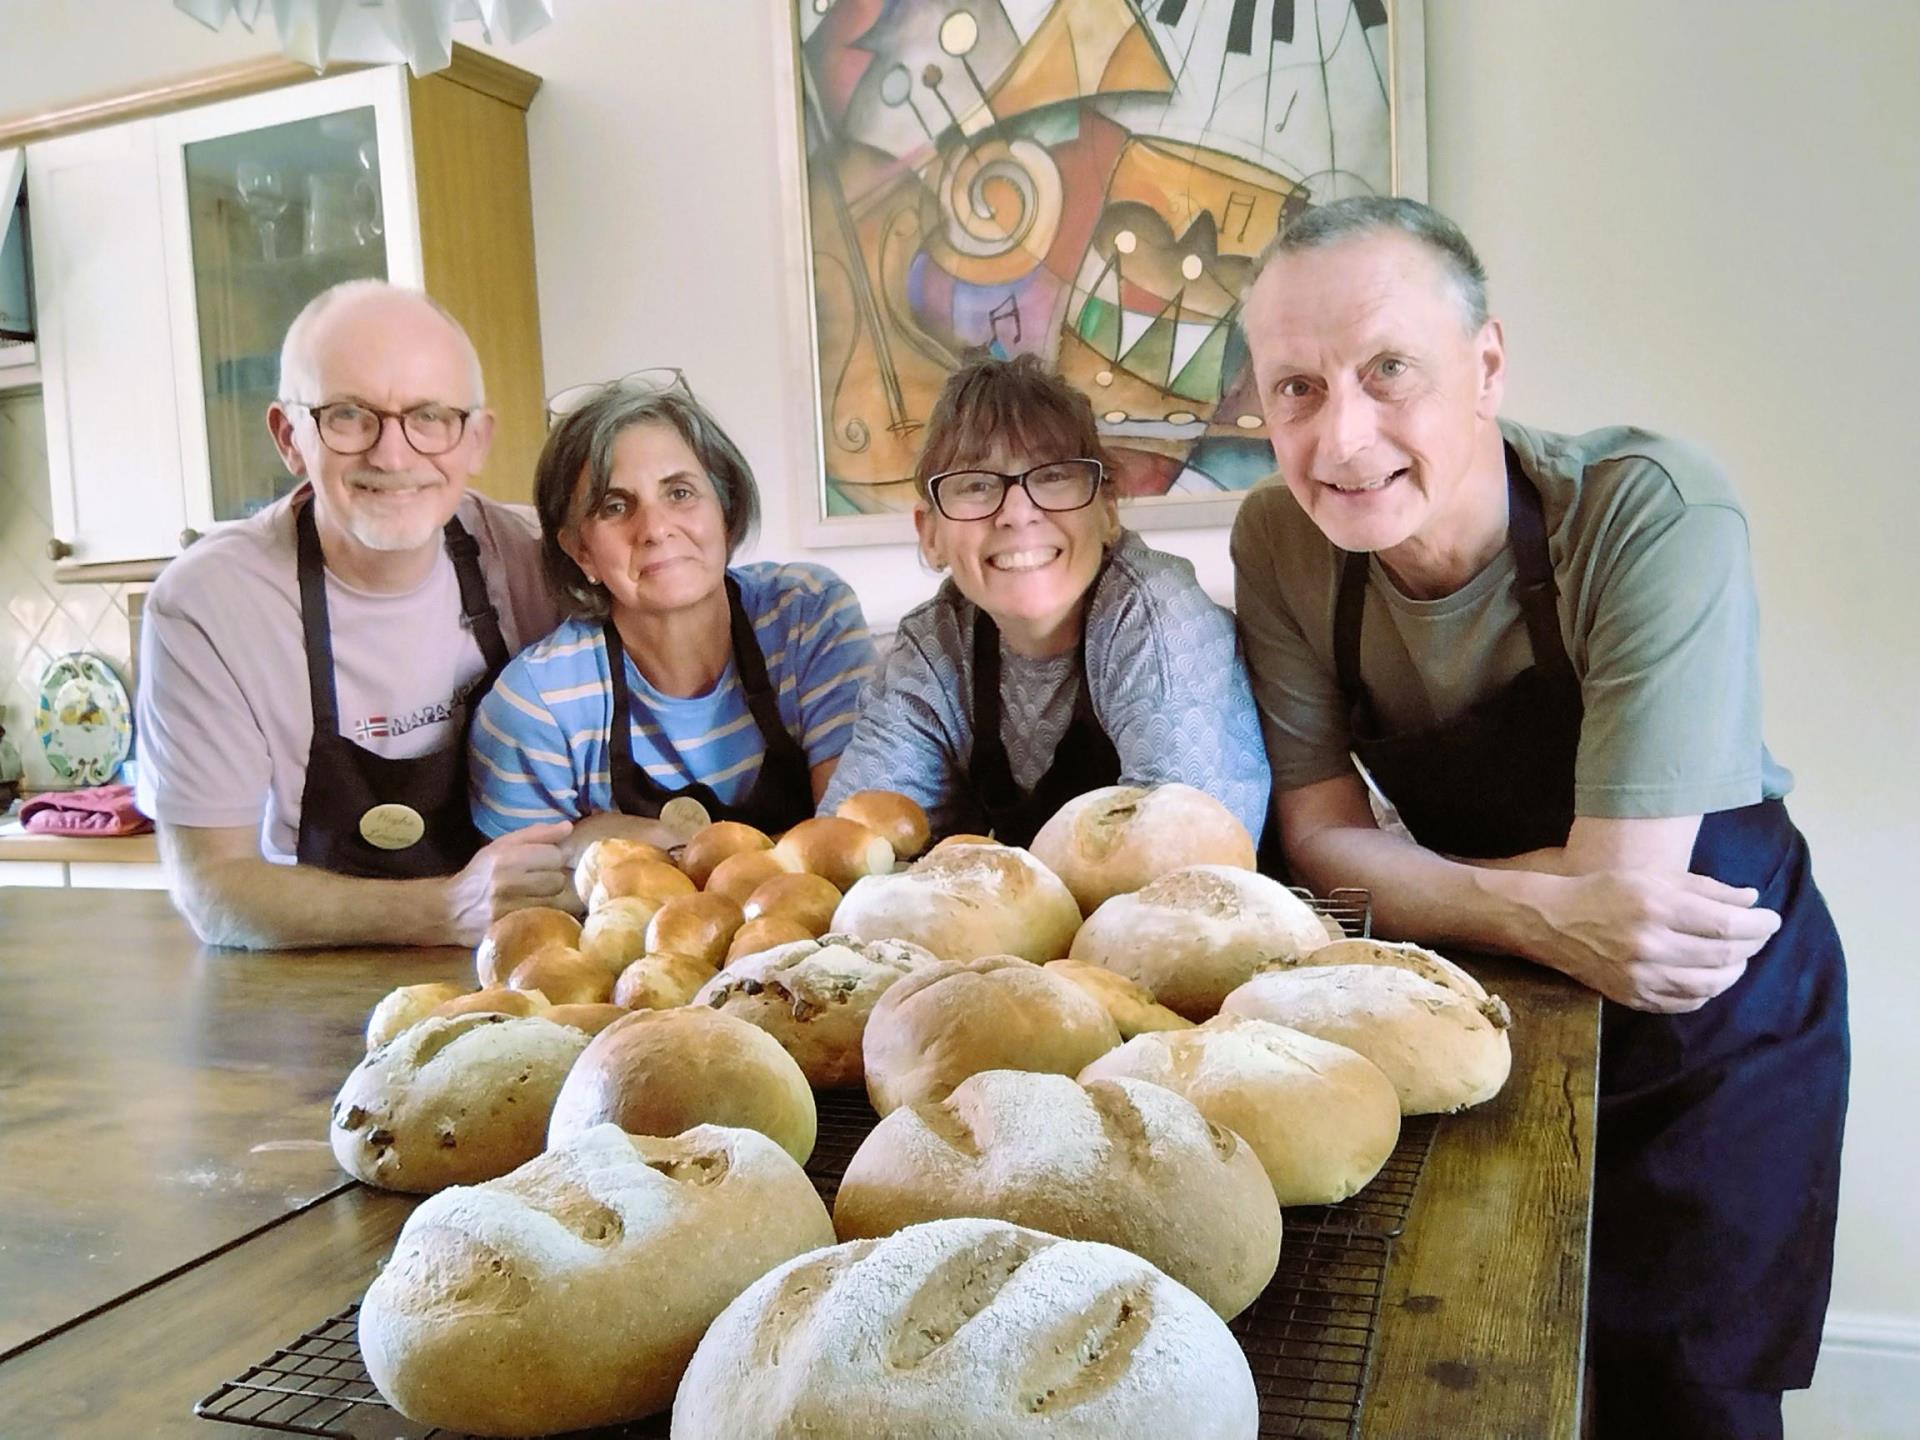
[474, 907, 582, 988]
[548, 1007, 817, 1164]
[862, 955, 1120, 1117]
[742, 871, 842, 933]
[693, 935, 941, 1088]
[834, 790, 932, 859]
[611, 951, 716, 1011]
[834, 1070, 1280, 1319]
[1297, 937, 1507, 1009]
[573, 837, 673, 907]
[679, 821, 773, 888]
[833, 844, 1082, 964]
[671, 1217, 1260, 1439]
[431, 987, 550, 1021]
[1222, 963, 1512, 1114]
[1080, 1015, 1399, 1207]
[1069, 865, 1328, 1019]
[1030, 783, 1258, 915]
[644, 892, 744, 968]
[360, 1123, 834, 1435]
[772, 816, 895, 890]
[330, 1014, 589, 1193]
[506, 945, 612, 1005]
[1043, 960, 1191, 1038]
[366, 982, 466, 1050]
[704, 848, 795, 907]
[590, 856, 696, 913]
[541, 1002, 631, 1035]
[579, 896, 659, 975]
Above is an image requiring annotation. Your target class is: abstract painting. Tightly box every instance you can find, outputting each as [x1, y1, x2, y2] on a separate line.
[784, 0, 1425, 539]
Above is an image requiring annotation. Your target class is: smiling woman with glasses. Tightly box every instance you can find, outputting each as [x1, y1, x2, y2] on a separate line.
[468, 380, 877, 850]
[820, 354, 1270, 849]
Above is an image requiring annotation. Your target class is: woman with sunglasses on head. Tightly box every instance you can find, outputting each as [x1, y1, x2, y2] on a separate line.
[820, 354, 1269, 847]
[469, 375, 877, 856]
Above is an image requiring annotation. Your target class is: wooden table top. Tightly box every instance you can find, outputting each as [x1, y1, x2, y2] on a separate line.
[0, 889, 1599, 1439]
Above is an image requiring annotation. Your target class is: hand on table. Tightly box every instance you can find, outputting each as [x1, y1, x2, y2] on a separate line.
[444, 821, 578, 944]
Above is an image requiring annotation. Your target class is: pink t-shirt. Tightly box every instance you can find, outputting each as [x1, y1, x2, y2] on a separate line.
[135, 486, 561, 864]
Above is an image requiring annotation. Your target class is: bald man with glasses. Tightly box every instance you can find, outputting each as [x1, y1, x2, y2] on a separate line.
[136, 280, 568, 949]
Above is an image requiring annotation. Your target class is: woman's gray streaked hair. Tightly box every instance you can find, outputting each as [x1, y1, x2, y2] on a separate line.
[536, 386, 762, 619]
[1249, 195, 1490, 332]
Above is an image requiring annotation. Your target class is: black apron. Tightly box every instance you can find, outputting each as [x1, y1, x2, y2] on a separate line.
[1334, 446, 1847, 1420]
[294, 501, 508, 879]
[603, 574, 815, 835]
[964, 570, 1122, 848]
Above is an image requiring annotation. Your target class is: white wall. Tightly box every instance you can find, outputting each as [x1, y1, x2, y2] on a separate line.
[5, 1, 1915, 1428]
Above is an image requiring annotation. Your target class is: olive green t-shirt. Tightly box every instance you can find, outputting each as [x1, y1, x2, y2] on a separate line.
[1229, 418, 1791, 820]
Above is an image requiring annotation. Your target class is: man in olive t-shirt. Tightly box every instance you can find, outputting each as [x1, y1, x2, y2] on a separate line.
[1232, 197, 1847, 1440]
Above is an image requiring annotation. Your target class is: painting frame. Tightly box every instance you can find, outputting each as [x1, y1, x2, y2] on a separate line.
[773, 0, 1429, 548]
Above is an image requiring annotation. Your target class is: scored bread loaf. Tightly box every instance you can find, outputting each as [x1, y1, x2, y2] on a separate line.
[474, 907, 581, 988]
[1069, 865, 1328, 1019]
[1030, 783, 1258, 915]
[360, 1123, 835, 1435]
[1080, 1015, 1400, 1207]
[1042, 960, 1191, 1038]
[330, 1013, 589, 1193]
[1222, 951, 1512, 1114]
[671, 1217, 1260, 1439]
[833, 844, 1081, 964]
[862, 955, 1120, 1117]
[548, 1006, 817, 1163]
[693, 935, 941, 1088]
[365, 982, 466, 1050]
[834, 1070, 1280, 1319]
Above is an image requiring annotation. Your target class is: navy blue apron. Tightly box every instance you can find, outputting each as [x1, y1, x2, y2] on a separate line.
[603, 574, 815, 835]
[1333, 446, 1847, 1437]
[294, 500, 508, 879]
[963, 561, 1122, 849]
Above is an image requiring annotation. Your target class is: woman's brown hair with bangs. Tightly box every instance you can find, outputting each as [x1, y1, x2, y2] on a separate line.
[912, 353, 1117, 501]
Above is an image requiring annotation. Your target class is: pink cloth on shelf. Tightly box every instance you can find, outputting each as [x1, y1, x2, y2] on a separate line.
[18, 784, 154, 836]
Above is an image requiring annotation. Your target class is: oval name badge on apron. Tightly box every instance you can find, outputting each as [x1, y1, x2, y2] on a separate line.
[358, 802, 427, 851]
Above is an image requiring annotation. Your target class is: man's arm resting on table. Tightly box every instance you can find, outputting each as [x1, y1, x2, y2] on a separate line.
[160, 819, 575, 951]
[1278, 774, 1780, 1012]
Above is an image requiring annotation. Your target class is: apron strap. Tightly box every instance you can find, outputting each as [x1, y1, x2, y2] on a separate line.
[295, 501, 341, 733]
[726, 574, 808, 767]
[445, 516, 510, 673]
[1333, 547, 1369, 704]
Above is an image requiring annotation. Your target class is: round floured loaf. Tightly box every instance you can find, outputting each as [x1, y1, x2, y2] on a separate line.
[833, 844, 1081, 964]
[1069, 865, 1328, 1020]
[1079, 1015, 1400, 1207]
[1043, 960, 1191, 1038]
[360, 1122, 834, 1436]
[862, 955, 1120, 1117]
[1296, 937, 1507, 1008]
[670, 1217, 1259, 1440]
[834, 1070, 1280, 1319]
[547, 1006, 817, 1164]
[1221, 963, 1512, 1114]
[1029, 783, 1258, 915]
[692, 934, 941, 1088]
[330, 1014, 590, 1193]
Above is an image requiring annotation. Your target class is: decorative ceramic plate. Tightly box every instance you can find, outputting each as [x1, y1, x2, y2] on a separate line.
[34, 651, 132, 786]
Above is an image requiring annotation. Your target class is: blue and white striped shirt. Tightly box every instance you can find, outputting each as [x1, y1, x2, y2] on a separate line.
[469, 563, 876, 836]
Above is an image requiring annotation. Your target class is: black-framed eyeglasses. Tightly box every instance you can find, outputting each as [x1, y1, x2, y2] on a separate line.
[926, 459, 1105, 522]
[545, 367, 692, 427]
[284, 400, 472, 457]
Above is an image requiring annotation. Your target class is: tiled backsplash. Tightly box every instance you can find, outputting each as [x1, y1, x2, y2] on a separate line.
[0, 391, 135, 791]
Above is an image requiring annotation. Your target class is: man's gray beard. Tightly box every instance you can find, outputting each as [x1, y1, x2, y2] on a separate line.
[345, 506, 444, 553]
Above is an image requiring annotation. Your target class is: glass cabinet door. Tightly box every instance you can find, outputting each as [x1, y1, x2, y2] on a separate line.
[180, 107, 389, 522]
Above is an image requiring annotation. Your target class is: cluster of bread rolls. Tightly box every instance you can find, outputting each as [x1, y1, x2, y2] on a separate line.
[337, 781, 1515, 1436]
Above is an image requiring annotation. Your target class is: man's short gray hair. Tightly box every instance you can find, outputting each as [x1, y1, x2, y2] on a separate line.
[278, 279, 486, 404]
[1250, 196, 1490, 332]
[535, 386, 762, 619]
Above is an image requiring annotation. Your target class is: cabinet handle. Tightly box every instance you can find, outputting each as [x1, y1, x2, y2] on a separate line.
[47, 538, 73, 561]
[179, 528, 202, 548]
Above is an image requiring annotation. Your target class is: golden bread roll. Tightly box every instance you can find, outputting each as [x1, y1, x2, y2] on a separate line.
[1043, 960, 1191, 1038]
[679, 821, 774, 888]
[704, 848, 796, 906]
[833, 843, 1081, 964]
[612, 951, 718, 1010]
[579, 896, 661, 975]
[474, 906, 582, 988]
[331, 1013, 588, 1193]
[645, 892, 745, 968]
[833, 1070, 1280, 1319]
[772, 816, 895, 890]
[507, 945, 613, 1005]
[861, 954, 1120, 1117]
[541, 1002, 632, 1035]
[432, 986, 550, 1021]
[741, 871, 842, 933]
[573, 837, 673, 906]
[1030, 783, 1257, 915]
[548, 1007, 817, 1164]
[590, 856, 697, 913]
[365, 982, 466, 1050]
[833, 790, 931, 860]
[726, 913, 817, 961]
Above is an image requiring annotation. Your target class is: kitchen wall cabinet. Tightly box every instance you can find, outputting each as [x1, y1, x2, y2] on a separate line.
[12, 49, 543, 573]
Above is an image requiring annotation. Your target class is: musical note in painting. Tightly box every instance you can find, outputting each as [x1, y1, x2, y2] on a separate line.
[989, 295, 1022, 348]
[1223, 190, 1258, 243]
